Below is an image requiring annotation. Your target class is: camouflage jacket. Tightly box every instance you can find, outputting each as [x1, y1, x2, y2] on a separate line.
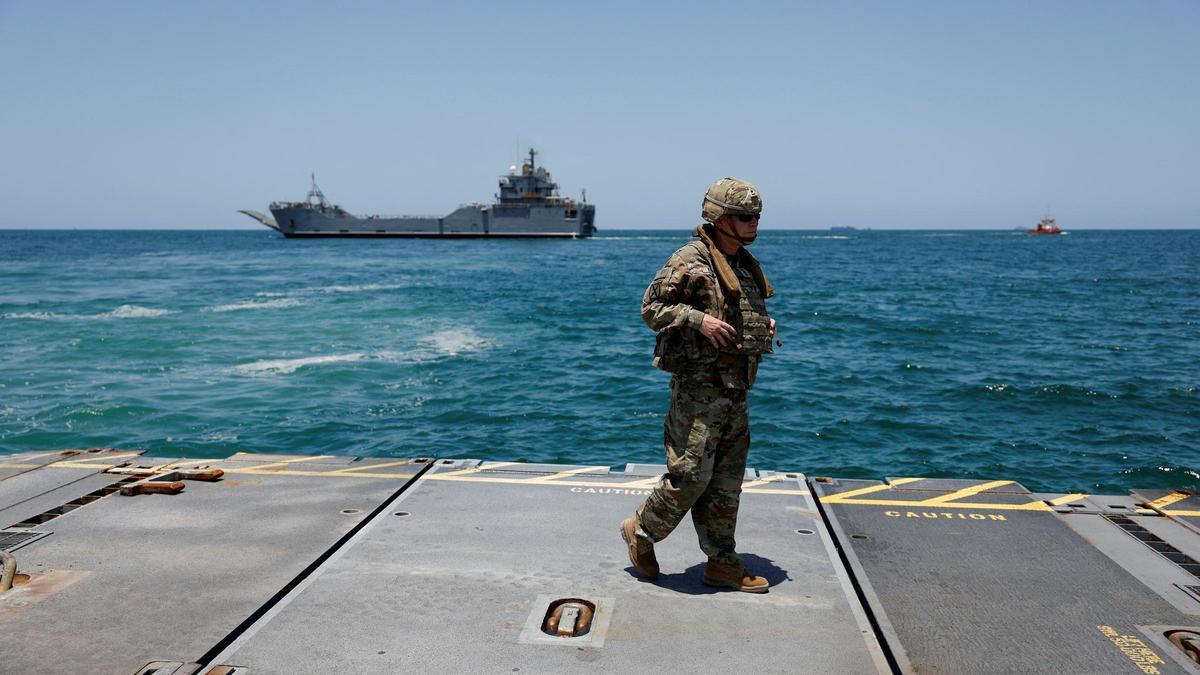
[642, 240, 766, 389]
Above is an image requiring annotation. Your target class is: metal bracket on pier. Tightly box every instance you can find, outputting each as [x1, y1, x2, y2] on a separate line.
[118, 466, 225, 496]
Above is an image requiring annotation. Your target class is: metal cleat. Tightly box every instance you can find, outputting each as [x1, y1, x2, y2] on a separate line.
[119, 467, 225, 496]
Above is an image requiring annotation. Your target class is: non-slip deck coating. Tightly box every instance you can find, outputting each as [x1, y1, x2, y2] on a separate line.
[0, 451, 1197, 674]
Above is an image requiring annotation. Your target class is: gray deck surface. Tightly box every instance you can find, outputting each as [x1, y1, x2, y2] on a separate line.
[1, 453, 1198, 674]
[815, 477, 1200, 675]
[0, 453, 423, 674]
[0, 448, 141, 483]
[209, 461, 887, 674]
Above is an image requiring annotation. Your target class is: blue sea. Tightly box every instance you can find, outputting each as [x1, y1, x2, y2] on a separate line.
[1, 229, 1196, 494]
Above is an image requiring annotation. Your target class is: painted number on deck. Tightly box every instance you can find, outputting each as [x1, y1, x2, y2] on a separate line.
[1097, 625, 1166, 674]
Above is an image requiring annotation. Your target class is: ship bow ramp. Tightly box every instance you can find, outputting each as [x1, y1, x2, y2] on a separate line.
[238, 209, 279, 231]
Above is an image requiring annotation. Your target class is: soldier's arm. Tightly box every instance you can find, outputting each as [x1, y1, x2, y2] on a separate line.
[641, 254, 705, 332]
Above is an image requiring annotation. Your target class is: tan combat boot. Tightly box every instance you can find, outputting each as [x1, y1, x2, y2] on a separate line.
[702, 560, 768, 593]
[619, 516, 659, 579]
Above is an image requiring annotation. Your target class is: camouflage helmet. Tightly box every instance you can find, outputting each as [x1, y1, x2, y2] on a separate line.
[702, 177, 762, 223]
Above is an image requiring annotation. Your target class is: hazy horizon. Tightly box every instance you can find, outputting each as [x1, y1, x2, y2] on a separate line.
[2, 1, 1197, 231]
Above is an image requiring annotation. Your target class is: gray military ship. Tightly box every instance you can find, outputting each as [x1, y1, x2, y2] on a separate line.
[240, 149, 596, 238]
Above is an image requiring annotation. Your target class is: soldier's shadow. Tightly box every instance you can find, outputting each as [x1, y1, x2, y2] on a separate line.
[630, 553, 790, 595]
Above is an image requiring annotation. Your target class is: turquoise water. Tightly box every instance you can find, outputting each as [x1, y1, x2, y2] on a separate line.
[1, 229, 1196, 493]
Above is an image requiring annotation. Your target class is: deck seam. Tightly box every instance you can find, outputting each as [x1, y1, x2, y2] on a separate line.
[193, 459, 434, 669]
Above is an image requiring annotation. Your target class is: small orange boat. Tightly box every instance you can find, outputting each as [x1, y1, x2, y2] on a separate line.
[1027, 216, 1062, 235]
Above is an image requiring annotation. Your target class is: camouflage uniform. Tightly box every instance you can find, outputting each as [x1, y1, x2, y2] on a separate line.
[631, 179, 773, 568]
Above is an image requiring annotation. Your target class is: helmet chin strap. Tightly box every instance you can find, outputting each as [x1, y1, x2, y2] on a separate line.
[713, 220, 756, 246]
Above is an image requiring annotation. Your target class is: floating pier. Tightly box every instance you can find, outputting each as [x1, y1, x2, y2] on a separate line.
[1, 449, 1198, 673]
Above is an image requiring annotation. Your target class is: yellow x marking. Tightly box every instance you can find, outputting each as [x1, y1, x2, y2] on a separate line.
[921, 480, 1015, 504]
[821, 477, 1054, 512]
[1147, 491, 1192, 510]
[525, 466, 609, 483]
[1047, 493, 1090, 506]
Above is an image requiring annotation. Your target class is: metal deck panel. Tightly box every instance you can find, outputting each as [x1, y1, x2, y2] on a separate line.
[816, 478, 1200, 674]
[0, 450, 72, 480]
[0, 448, 143, 481]
[1137, 516, 1200, 564]
[1134, 489, 1200, 535]
[0, 456, 424, 674]
[0, 463, 116, 513]
[0, 471, 129, 527]
[1056, 513, 1200, 616]
[211, 463, 886, 674]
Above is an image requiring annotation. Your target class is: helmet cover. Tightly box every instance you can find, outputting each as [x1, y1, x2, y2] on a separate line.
[701, 177, 762, 223]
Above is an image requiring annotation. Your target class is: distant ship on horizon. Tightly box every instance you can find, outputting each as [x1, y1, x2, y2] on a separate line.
[240, 149, 596, 239]
[1027, 215, 1064, 235]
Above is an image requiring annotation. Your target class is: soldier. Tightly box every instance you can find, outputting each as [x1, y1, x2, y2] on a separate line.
[620, 177, 776, 593]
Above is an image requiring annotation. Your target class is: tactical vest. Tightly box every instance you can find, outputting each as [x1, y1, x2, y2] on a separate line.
[720, 261, 773, 356]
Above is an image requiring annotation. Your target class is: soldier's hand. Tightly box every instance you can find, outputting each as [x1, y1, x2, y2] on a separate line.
[769, 318, 776, 338]
[699, 314, 736, 348]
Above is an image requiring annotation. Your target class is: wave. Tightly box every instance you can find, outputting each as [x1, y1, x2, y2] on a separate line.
[206, 298, 306, 313]
[231, 353, 367, 375]
[2, 311, 60, 321]
[99, 305, 174, 318]
[230, 329, 491, 376]
[3, 304, 174, 321]
[254, 283, 405, 298]
[427, 328, 489, 356]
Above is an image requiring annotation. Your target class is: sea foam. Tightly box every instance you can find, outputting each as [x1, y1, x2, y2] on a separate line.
[231, 353, 366, 375]
[206, 298, 306, 313]
[253, 283, 405, 298]
[3, 305, 173, 321]
[427, 328, 489, 356]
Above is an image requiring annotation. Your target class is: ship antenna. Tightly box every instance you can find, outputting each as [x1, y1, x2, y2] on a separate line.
[529, 147, 537, 170]
[581, 188, 587, 204]
[307, 172, 327, 207]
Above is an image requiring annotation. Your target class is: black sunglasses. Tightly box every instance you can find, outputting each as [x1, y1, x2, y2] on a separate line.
[734, 213, 760, 223]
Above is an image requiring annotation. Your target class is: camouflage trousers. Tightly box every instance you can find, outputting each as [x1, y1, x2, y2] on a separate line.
[634, 377, 749, 567]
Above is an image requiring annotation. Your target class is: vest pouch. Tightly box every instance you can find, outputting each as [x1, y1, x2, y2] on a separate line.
[683, 329, 719, 363]
[653, 328, 687, 373]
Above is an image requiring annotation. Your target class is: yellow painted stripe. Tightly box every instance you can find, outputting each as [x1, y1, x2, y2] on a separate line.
[423, 472, 804, 494]
[613, 476, 662, 487]
[1048, 493, 1090, 506]
[222, 467, 415, 479]
[1147, 491, 1193, 509]
[48, 452, 144, 469]
[0, 463, 41, 470]
[19, 450, 71, 461]
[236, 455, 338, 471]
[326, 459, 416, 475]
[430, 461, 520, 478]
[743, 487, 808, 495]
[824, 497, 1051, 512]
[741, 474, 791, 490]
[1162, 509, 1200, 517]
[820, 477, 924, 502]
[921, 480, 1015, 505]
[525, 466, 609, 483]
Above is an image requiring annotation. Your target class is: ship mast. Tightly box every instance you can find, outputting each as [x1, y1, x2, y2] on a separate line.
[306, 173, 328, 208]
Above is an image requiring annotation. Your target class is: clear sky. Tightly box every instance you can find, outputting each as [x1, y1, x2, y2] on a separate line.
[1, 1, 1196, 230]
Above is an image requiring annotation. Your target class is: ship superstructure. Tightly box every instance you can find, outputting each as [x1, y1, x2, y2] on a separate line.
[240, 149, 596, 238]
